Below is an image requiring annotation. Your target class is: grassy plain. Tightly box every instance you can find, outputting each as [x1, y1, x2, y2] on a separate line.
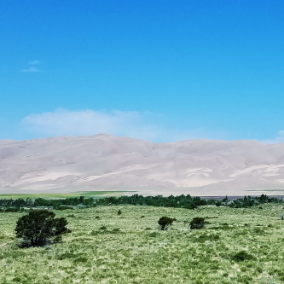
[0, 191, 132, 200]
[1, 204, 284, 283]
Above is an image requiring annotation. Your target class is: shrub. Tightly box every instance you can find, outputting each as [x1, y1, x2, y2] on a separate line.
[15, 210, 71, 247]
[57, 205, 74, 210]
[185, 203, 197, 209]
[117, 209, 122, 215]
[77, 204, 87, 209]
[5, 207, 20, 212]
[158, 216, 175, 230]
[74, 257, 88, 263]
[190, 217, 205, 229]
[111, 228, 120, 233]
[195, 233, 219, 243]
[232, 251, 256, 262]
[216, 201, 221, 207]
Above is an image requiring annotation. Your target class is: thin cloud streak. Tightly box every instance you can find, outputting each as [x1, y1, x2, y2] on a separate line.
[20, 67, 42, 73]
[21, 109, 217, 142]
[22, 109, 161, 141]
[28, 60, 40, 65]
[21, 60, 43, 72]
[264, 131, 284, 144]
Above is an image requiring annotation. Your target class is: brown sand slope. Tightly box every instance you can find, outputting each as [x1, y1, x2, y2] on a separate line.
[1, 134, 284, 196]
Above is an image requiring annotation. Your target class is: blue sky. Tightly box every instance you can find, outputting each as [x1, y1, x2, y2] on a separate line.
[1, 0, 284, 142]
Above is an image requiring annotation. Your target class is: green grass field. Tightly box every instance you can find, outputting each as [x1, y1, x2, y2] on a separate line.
[1, 204, 284, 283]
[0, 191, 134, 200]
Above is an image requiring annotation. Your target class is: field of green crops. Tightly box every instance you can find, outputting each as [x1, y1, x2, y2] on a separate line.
[0, 191, 130, 200]
[1, 204, 284, 283]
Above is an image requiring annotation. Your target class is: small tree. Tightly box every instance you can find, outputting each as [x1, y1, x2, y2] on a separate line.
[215, 201, 221, 207]
[158, 216, 175, 230]
[15, 210, 70, 247]
[190, 217, 205, 229]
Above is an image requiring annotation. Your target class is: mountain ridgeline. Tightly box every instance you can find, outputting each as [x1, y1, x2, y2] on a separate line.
[1, 134, 284, 196]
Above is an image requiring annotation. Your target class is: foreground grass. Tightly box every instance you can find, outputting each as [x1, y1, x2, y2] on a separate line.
[1, 204, 284, 283]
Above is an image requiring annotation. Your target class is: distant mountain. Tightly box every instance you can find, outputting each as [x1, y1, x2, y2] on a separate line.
[1, 134, 284, 196]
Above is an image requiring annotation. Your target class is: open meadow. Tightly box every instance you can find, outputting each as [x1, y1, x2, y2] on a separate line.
[1, 203, 284, 283]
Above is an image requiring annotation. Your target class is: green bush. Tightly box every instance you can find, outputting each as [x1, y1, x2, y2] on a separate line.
[216, 201, 222, 207]
[185, 203, 197, 209]
[195, 233, 219, 243]
[5, 207, 20, 212]
[15, 210, 71, 247]
[232, 251, 256, 262]
[57, 205, 74, 210]
[190, 217, 205, 229]
[158, 216, 176, 230]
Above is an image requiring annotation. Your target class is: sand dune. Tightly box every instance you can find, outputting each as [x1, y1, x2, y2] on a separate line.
[1, 134, 284, 196]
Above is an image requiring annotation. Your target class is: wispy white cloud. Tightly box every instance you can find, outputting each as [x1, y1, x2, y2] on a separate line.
[264, 131, 284, 144]
[20, 66, 42, 73]
[28, 60, 40, 65]
[21, 60, 43, 72]
[21, 108, 217, 142]
[22, 109, 163, 141]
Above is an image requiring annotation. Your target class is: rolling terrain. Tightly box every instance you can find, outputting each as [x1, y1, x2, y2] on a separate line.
[1, 134, 284, 196]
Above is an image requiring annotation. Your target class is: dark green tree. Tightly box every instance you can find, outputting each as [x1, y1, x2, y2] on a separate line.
[15, 210, 70, 247]
[158, 216, 176, 230]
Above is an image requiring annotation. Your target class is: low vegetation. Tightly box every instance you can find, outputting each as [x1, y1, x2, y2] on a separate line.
[1, 201, 284, 283]
[0, 194, 282, 212]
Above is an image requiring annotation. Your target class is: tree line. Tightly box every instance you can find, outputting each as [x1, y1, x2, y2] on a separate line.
[0, 193, 282, 211]
[0, 196, 94, 210]
[94, 193, 283, 208]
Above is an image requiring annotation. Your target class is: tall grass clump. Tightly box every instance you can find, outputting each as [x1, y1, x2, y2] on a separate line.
[190, 217, 205, 229]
